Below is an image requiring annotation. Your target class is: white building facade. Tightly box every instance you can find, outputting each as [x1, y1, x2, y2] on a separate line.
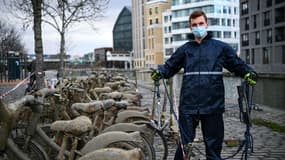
[163, 0, 240, 60]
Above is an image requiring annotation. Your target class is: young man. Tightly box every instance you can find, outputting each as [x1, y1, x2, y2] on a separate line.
[151, 11, 257, 160]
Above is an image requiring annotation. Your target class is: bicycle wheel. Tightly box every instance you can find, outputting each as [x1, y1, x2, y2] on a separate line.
[134, 121, 168, 160]
[138, 133, 156, 160]
[6, 137, 49, 160]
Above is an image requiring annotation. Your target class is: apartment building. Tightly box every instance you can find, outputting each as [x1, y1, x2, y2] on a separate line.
[144, 0, 171, 68]
[164, 0, 240, 59]
[240, 0, 285, 73]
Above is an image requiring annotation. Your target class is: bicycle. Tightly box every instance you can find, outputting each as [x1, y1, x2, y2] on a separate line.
[14, 88, 147, 160]
[0, 94, 49, 160]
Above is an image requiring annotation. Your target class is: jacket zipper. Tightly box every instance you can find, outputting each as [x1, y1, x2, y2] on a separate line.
[198, 44, 201, 115]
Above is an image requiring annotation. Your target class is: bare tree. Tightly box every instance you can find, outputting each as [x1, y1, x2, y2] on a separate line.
[0, 19, 25, 54]
[41, 0, 109, 77]
[1, 0, 109, 79]
[1, 0, 45, 89]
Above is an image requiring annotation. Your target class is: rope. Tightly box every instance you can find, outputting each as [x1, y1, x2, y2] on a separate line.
[0, 73, 34, 99]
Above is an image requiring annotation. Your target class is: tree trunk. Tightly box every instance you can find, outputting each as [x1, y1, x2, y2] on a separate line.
[59, 31, 65, 78]
[32, 0, 45, 90]
[58, 1, 66, 78]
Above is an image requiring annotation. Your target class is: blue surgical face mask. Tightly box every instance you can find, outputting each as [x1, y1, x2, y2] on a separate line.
[191, 26, 207, 38]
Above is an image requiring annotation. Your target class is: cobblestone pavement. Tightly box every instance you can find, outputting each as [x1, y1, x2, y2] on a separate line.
[137, 80, 285, 160]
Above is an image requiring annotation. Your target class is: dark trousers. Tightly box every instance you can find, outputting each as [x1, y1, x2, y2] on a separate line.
[174, 113, 224, 160]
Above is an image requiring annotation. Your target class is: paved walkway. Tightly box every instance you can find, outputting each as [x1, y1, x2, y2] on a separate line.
[137, 80, 285, 160]
[1, 77, 284, 159]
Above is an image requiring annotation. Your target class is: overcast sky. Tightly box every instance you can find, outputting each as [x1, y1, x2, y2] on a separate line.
[20, 0, 131, 56]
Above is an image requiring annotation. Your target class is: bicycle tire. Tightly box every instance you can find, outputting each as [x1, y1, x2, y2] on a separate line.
[6, 137, 49, 160]
[138, 133, 156, 160]
[134, 121, 168, 160]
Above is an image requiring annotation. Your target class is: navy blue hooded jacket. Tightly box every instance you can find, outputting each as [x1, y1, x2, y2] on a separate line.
[158, 33, 254, 114]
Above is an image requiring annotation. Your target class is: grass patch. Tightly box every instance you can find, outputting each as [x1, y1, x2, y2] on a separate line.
[252, 118, 285, 133]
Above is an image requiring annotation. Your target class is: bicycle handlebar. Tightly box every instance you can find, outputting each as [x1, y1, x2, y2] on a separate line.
[7, 88, 59, 113]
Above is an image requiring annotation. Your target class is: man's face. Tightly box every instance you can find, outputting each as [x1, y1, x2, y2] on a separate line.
[190, 15, 208, 30]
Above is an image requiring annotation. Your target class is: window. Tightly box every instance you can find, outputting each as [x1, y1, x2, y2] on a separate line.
[165, 38, 169, 44]
[253, 15, 257, 28]
[267, 29, 272, 43]
[245, 49, 250, 64]
[276, 0, 284, 4]
[165, 48, 173, 56]
[255, 32, 260, 45]
[282, 46, 285, 64]
[155, 18, 159, 24]
[275, 7, 285, 23]
[264, 11, 270, 26]
[257, 0, 260, 10]
[155, 7, 158, 14]
[149, 8, 152, 15]
[242, 34, 249, 46]
[241, 1, 248, 15]
[234, 7, 237, 14]
[208, 18, 219, 25]
[263, 48, 270, 64]
[227, 19, 231, 26]
[222, 19, 226, 26]
[212, 31, 221, 38]
[173, 22, 187, 30]
[224, 31, 231, 38]
[251, 49, 255, 64]
[223, 6, 227, 14]
[164, 16, 168, 23]
[275, 27, 285, 42]
[245, 17, 249, 30]
[150, 19, 152, 25]
[266, 0, 272, 7]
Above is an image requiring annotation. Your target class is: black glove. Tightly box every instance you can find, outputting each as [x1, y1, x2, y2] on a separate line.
[151, 69, 161, 81]
[244, 72, 258, 86]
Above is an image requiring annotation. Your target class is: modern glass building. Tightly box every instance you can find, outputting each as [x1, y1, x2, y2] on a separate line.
[164, 0, 240, 59]
[240, 0, 285, 73]
[113, 6, 133, 52]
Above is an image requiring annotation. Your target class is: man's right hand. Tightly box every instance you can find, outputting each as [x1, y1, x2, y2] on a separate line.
[244, 72, 258, 86]
[151, 69, 161, 81]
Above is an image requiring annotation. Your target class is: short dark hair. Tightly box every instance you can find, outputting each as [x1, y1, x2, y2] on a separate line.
[189, 10, 207, 24]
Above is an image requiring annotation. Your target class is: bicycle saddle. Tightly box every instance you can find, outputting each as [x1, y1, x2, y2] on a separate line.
[71, 101, 104, 116]
[51, 115, 92, 136]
